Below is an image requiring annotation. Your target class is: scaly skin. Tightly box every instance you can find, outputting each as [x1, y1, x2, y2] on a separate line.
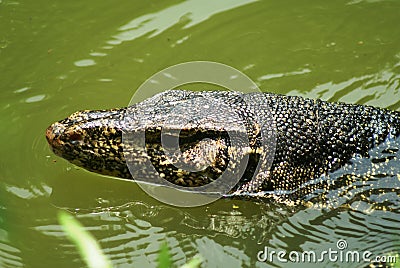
[45, 90, 400, 199]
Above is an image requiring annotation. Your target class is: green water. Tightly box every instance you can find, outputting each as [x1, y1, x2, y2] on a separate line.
[1, 0, 400, 267]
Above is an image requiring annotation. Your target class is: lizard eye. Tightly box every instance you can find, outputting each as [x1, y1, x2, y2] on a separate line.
[69, 133, 83, 144]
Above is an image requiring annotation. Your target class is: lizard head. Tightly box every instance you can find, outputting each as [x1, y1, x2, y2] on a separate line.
[46, 108, 129, 178]
[46, 90, 274, 190]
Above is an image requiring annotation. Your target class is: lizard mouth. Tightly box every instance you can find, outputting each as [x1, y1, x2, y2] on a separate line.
[45, 122, 71, 157]
[46, 123, 63, 150]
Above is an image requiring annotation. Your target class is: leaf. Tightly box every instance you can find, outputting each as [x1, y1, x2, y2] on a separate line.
[158, 242, 172, 268]
[58, 211, 112, 268]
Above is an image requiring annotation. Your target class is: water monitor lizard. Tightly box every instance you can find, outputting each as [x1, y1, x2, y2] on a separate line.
[45, 90, 400, 200]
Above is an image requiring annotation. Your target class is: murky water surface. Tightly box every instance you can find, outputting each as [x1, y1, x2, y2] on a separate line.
[1, 0, 400, 267]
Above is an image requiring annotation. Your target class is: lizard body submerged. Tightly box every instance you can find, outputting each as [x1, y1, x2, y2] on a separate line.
[46, 90, 400, 199]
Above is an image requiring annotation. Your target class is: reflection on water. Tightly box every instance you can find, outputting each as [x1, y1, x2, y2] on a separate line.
[258, 67, 312, 82]
[74, 0, 258, 69]
[0, 241, 23, 268]
[108, 0, 258, 46]
[13, 87, 30, 94]
[5, 183, 52, 200]
[74, 59, 96, 67]
[25, 94, 46, 103]
[287, 55, 400, 110]
[0, 186, 23, 267]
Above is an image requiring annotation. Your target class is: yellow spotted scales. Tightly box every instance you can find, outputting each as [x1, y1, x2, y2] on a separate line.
[46, 90, 400, 202]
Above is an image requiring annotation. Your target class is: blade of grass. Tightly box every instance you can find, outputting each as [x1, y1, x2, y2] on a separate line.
[158, 242, 172, 268]
[58, 211, 112, 268]
[389, 252, 399, 268]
